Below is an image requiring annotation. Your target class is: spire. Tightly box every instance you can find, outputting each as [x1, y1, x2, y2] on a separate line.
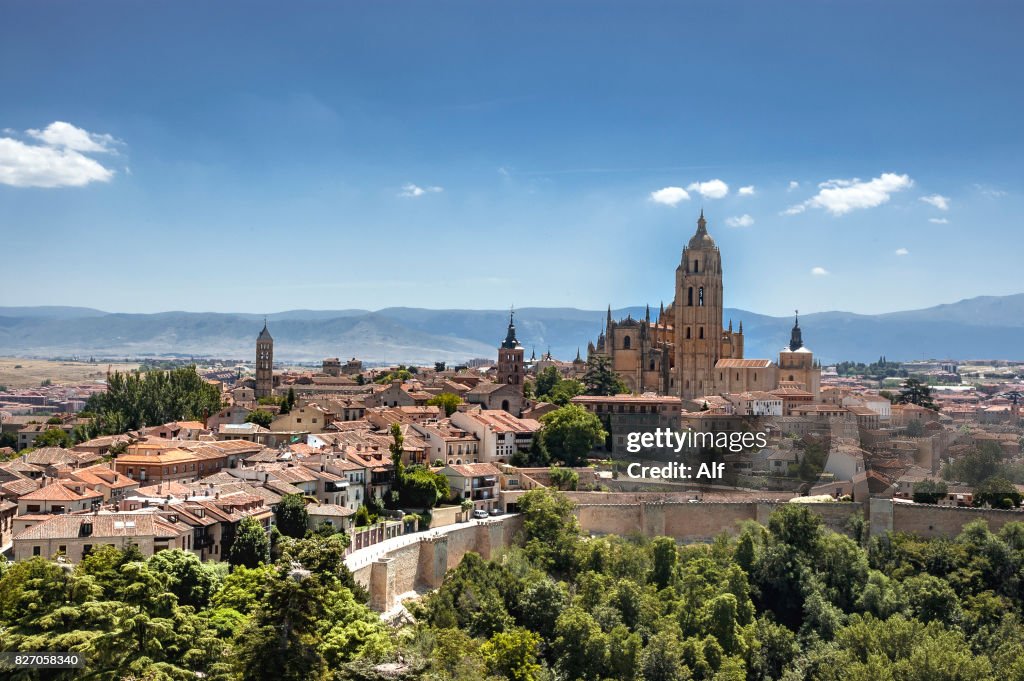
[258, 318, 273, 341]
[575, 347, 583, 363]
[728, 319, 733, 332]
[645, 304, 650, 323]
[789, 310, 803, 351]
[697, 208, 707, 233]
[607, 304, 612, 324]
[530, 346, 536, 361]
[501, 307, 522, 349]
[739, 320, 743, 334]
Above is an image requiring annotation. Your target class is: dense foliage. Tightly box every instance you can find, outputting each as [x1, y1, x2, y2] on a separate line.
[407, 489, 1024, 680]
[0, 534, 384, 681]
[83, 366, 223, 433]
[583, 356, 629, 396]
[8, 488, 1024, 680]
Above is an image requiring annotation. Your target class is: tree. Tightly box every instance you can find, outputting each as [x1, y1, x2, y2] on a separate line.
[148, 548, 216, 610]
[583, 355, 629, 396]
[539, 404, 607, 466]
[481, 627, 542, 681]
[389, 422, 405, 480]
[34, 428, 72, 448]
[913, 479, 948, 504]
[548, 378, 585, 406]
[277, 493, 310, 538]
[974, 476, 1022, 509]
[246, 409, 274, 428]
[427, 392, 463, 417]
[435, 361, 447, 372]
[896, 377, 937, 410]
[517, 488, 581, 573]
[548, 466, 579, 491]
[534, 366, 561, 399]
[651, 536, 678, 589]
[230, 516, 270, 569]
[85, 365, 223, 433]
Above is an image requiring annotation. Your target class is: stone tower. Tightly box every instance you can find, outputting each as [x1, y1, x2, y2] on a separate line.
[255, 320, 274, 399]
[497, 309, 524, 389]
[675, 210, 724, 399]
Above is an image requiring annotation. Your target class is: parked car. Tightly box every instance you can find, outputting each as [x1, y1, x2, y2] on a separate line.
[472, 509, 489, 519]
[489, 508, 504, 516]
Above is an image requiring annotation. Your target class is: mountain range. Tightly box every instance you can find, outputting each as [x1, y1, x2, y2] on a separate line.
[1, 294, 1022, 365]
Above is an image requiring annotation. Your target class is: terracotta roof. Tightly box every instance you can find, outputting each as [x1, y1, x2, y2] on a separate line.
[15, 513, 188, 541]
[19, 481, 101, 502]
[445, 463, 501, 478]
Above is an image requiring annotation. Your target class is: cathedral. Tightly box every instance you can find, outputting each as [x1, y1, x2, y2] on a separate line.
[587, 211, 820, 401]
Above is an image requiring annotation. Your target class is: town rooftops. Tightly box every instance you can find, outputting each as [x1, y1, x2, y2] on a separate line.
[19, 480, 102, 502]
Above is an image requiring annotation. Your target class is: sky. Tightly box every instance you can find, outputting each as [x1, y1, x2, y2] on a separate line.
[1, 0, 1022, 317]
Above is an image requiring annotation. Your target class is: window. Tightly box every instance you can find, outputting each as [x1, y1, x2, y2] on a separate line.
[699, 327, 704, 339]
[698, 287, 704, 306]
[687, 287, 693, 306]
[33, 546, 41, 556]
[623, 335, 631, 349]
[686, 327, 691, 339]
[694, 259, 699, 272]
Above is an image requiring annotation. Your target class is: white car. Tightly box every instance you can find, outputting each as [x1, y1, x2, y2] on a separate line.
[472, 509, 489, 520]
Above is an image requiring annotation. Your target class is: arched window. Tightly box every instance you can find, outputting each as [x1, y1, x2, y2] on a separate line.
[694, 259, 699, 272]
[686, 327, 691, 339]
[699, 327, 704, 339]
[623, 335, 631, 349]
[687, 287, 693, 306]
[698, 287, 704, 306]
[649, 359, 655, 371]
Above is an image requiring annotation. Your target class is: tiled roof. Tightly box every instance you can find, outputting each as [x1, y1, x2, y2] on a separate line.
[715, 359, 774, 369]
[446, 463, 501, 478]
[15, 513, 187, 541]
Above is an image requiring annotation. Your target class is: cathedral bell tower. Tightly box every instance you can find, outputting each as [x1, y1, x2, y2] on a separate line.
[497, 309, 525, 390]
[674, 210, 724, 399]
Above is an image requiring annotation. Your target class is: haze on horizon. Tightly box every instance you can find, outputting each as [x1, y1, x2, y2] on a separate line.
[1, 1, 1022, 317]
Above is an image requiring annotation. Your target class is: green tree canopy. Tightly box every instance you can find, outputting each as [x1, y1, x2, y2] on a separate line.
[539, 404, 607, 466]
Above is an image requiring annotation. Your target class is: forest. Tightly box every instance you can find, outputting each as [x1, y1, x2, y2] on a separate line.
[4, 488, 1024, 680]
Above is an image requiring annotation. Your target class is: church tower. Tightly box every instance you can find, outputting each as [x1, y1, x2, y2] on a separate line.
[674, 210, 724, 399]
[497, 309, 525, 389]
[255, 320, 274, 399]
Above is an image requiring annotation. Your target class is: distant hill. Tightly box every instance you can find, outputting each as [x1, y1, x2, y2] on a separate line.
[0, 294, 1022, 364]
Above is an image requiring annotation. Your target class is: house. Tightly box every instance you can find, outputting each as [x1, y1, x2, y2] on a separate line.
[465, 382, 524, 416]
[13, 512, 193, 562]
[207, 405, 253, 431]
[449, 409, 541, 464]
[306, 504, 356, 533]
[441, 462, 501, 512]
[724, 391, 783, 417]
[410, 421, 480, 466]
[270, 404, 329, 434]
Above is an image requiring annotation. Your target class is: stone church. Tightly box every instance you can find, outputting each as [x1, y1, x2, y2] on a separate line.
[587, 211, 820, 401]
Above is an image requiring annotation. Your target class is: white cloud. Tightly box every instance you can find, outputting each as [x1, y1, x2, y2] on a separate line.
[811, 266, 829, 276]
[738, 185, 755, 196]
[788, 181, 800, 191]
[783, 172, 913, 216]
[26, 121, 118, 153]
[929, 217, 949, 224]
[919, 194, 949, 211]
[974, 184, 1007, 198]
[399, 183, 443, 197]
[0, 122, 118, 188]
[649, 186, 690, 206]
[686, 179, 729, 199]
[725, 214, 754, 228]
[895, 248, 909, 256]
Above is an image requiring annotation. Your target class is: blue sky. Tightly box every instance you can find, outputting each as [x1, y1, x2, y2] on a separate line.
[1, 1, 1021, 316]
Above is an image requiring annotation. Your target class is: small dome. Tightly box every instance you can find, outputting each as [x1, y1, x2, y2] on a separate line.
[687, 210, 716, 250]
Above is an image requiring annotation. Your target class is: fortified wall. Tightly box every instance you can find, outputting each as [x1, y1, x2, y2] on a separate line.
[351, 515, 523, 612]
[354, 494, 1024, 611]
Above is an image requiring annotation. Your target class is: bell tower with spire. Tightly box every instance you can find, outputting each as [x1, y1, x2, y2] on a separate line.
[674, 210, 724, 399]
[255, 318, 274, 399]
[497, 308, 525, 389]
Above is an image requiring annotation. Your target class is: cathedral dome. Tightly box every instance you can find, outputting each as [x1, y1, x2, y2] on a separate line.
[687, 210, 716, 250]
